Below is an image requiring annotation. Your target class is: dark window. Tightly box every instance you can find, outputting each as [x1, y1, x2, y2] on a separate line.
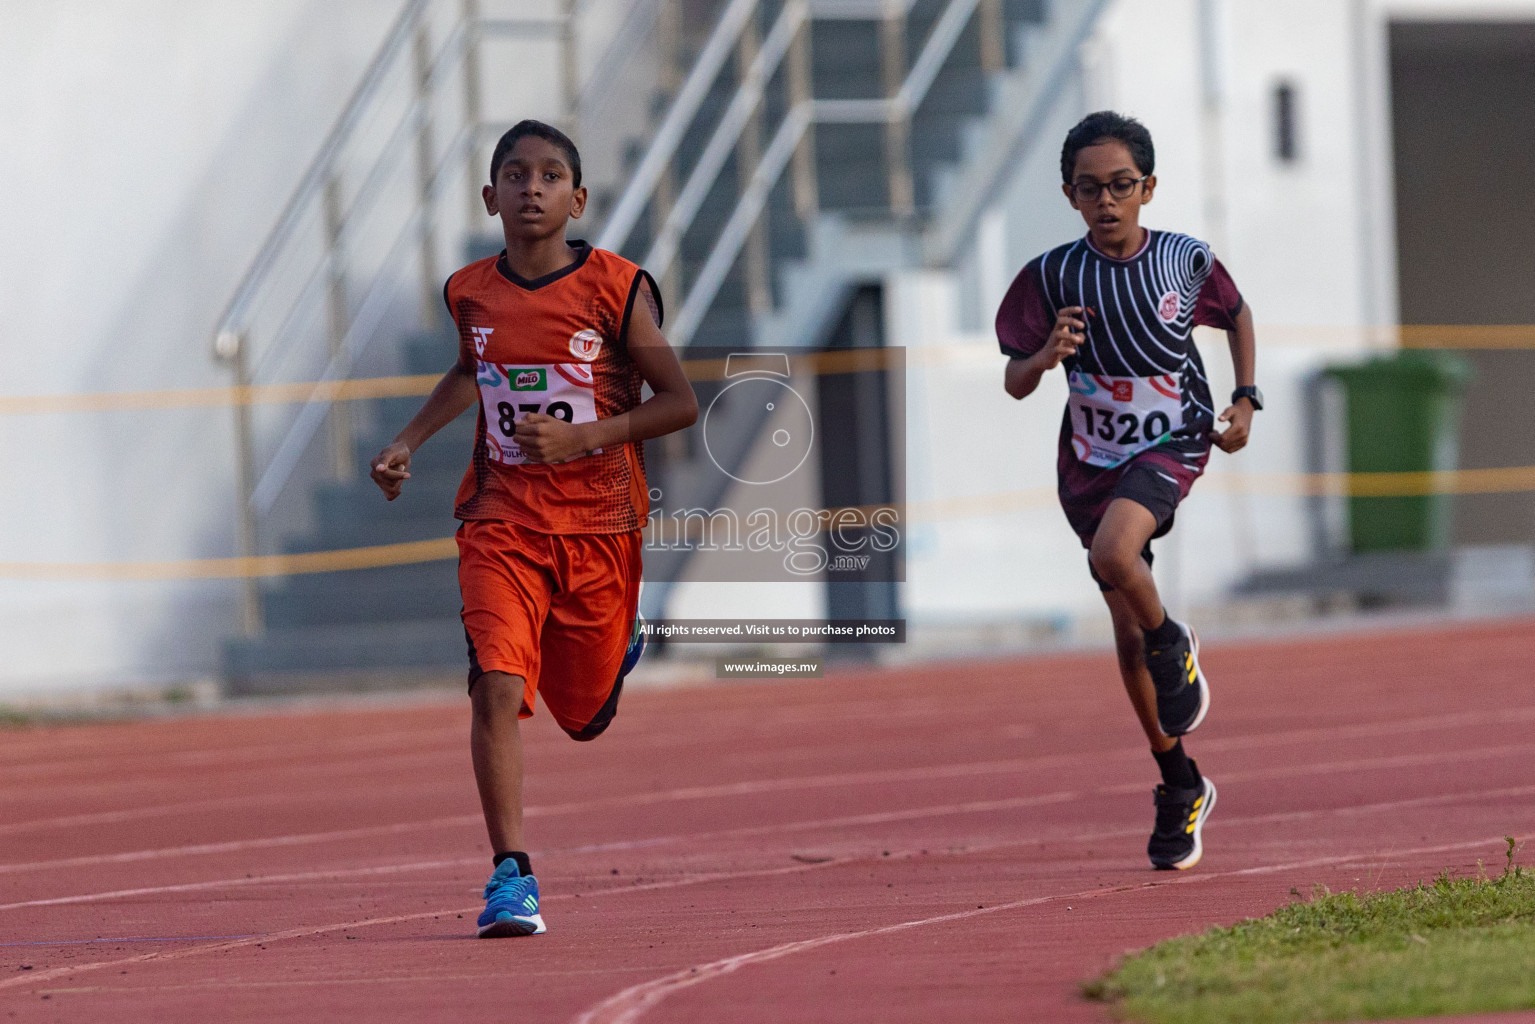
[1274, 80, 1300, 163]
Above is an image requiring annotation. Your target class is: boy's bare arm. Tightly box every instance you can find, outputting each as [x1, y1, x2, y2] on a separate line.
[1003, 306, 1089, 400]
[1210, 303, 1256, 453]
[370, 360, 479, 500]
[513, 280, 699, 464]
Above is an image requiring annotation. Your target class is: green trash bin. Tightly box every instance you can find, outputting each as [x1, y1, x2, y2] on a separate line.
[1322, 350, 1472, 552]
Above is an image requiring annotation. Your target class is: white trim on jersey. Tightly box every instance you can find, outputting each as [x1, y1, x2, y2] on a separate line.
[1031, 230, 1219, 439]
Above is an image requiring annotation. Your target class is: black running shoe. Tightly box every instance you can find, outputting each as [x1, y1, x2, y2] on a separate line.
[1144, 619, 1210, 737]
[1148, 762, 1217, 871]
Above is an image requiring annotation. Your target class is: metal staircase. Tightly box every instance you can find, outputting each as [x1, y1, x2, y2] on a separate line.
[220, 0, 1108, 693]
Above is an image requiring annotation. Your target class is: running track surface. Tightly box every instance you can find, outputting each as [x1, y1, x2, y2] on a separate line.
[5, 620, 1535, 1023]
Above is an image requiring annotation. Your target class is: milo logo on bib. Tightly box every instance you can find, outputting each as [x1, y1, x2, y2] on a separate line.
[476, 361, 601, 465]
[508, 369, 547, 391]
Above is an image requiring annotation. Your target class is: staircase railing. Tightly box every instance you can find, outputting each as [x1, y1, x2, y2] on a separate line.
[211, 0, 675, 634]
[599, 0, 1110, 346]
[925, 0, 1111, 265]
[669, 0, 989, 344]
[595, 0, 1009, 346]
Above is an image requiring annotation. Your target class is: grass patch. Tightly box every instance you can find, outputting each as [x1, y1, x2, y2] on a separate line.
[1086, 838, 1535, 1023]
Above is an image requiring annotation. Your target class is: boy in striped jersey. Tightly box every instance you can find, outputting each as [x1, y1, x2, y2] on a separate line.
[995, 111, 1259, 870]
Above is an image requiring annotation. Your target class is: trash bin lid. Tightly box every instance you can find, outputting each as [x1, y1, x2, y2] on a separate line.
[1322, 349, 1473, 392]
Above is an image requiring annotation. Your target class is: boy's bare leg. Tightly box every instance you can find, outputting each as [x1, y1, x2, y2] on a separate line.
[470, 671, 526, 853]
[1104, 589, 1176, 754]
[1088, 498, 1164, 630]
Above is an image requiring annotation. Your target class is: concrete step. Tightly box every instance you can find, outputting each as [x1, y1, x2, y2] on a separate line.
[283, 512, 460, 555]
[259, 565, 461, 628]
[223, 617, 467, 695]
[351, 413, 477, 463]
[402, 339, 459, 376]
[311, 477, 461, 528]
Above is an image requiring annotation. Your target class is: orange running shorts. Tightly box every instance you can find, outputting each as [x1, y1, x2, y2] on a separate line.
[457, 519, 641, 738]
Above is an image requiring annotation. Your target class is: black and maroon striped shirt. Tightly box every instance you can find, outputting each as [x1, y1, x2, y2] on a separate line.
[996, 230, 1246, 540]
[998, 230, 1242, 446]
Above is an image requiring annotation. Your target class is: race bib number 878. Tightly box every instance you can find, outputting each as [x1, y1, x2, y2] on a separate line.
[477, 361, 599, 465]
[1067, 370, 1182, 469]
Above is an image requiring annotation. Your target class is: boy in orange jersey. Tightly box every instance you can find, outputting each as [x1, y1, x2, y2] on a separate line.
[371, 120, 698, 937]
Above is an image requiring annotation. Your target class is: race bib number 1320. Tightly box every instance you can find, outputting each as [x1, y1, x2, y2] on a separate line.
[477, 361, 599, 465]
[1067, 370, 1182, 469]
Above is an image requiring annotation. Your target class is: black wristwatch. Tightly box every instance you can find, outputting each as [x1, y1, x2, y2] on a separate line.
[1232, 386, 1264, 411]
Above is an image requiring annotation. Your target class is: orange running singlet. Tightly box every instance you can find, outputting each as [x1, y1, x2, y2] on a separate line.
[444, 242, 660, 533]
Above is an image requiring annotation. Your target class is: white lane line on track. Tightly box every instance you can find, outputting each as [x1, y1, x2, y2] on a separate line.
[0, 758, 1110, 874]
[0, 746, 465, 808]
[0, 782, 463, 838]
[0, 727, 464, 784]
[545, 780, 1535, 864]
[566, 832, 1534, 1024]
[11, 771, 1535, 923]
[0, 816, 480, 876]
[0, 859, 483, 913]
[1195, 704, 1535, 753]
[530, 772, 1535, 861]
[0, 856, 868, 992]
[0, 796, 1080, 914]
[0, 908, 485, 993]
[8, 701, 1535, 836]
[8, 738, 1535, 885]
[4, 810, 1526, 998]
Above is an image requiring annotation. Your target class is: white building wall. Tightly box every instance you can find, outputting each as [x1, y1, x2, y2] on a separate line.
[0, 2, 401, 698]
[897, 0, 1535, 636]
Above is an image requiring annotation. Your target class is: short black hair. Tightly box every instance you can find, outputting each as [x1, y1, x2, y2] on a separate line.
[489, 120, 582, 187]
[1060, 111, 1154, 183]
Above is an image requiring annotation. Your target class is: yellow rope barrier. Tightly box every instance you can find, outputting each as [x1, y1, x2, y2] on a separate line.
[1202, 466, 1535, 498]
[1399, 325, 1535, 350]
[0, 374, 443, 417]
[3, 327, 1532, 579]
[0, 538, 459, 581]
[6, 465, 1535, 580]
[0, 350, 902, 417]
[3, 326, 1534, 417]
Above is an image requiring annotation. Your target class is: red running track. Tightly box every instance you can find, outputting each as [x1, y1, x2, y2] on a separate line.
[4, 619, 1535, 1023]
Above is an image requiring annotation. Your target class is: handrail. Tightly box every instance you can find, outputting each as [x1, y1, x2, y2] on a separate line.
[595, 0, 762, 255]
[926, 0, 1112, 266]
[211, 0, 431, 341]
[249, 86, 433, 381]
[578, 0, 663, 119]
[250, 122, 478, 514]
[667, 0, 985, 344]
[244, 17, 481, 383]
[670, 102, 815, 344]
[894, 0, 978, 112]
[221, 0, 660, 534]
[642, 0, 809, 280]
[216, 7, 573, 362]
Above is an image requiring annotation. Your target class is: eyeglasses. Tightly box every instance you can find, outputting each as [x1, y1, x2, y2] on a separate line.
[1069, 176, 1149, 202]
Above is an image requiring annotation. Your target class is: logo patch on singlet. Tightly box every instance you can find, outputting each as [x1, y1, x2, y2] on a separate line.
[508, 369, 547, 391]
[569, 329, 603, 361]
[470, 326, 494, 355]
[1157, 291, 1180, 323]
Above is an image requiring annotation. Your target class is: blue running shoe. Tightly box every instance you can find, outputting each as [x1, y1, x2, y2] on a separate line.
[619, 614, 646, 680]
[477, 861, 545, 937]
